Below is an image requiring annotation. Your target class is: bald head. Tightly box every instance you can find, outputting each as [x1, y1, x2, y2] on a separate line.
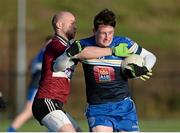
[52, 11, 74, 31]
[52, 11, 76, 40]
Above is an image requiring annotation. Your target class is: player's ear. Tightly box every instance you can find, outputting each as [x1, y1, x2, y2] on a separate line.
[56, 22, 62, 29]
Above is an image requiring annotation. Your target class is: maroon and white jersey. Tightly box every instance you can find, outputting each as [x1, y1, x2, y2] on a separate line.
[35, 35, 71, 103]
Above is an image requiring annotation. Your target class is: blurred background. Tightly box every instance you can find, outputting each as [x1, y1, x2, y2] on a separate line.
[0, 0, 180, 131]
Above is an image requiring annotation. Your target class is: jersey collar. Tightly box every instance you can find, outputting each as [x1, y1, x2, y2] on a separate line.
[54, 33, 70, 46]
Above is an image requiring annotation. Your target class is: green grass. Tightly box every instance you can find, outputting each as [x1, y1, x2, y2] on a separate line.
[0, 119, 46, 132]
[139, 119, 180, 132]
[1, 118, 180, 132]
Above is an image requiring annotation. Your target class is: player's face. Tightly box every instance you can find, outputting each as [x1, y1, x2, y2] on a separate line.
[62, 15, 77, 40]
[94, 25, 114, 47]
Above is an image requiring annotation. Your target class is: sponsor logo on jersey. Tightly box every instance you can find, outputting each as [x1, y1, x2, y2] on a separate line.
[93, 66, 115, 83]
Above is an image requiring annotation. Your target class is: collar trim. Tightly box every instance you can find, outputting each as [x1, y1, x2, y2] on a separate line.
[55, 34, 70, 46]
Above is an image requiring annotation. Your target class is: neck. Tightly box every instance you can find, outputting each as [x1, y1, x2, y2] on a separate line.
[55, 33, 70, 45]
[56, 31, 68, 41]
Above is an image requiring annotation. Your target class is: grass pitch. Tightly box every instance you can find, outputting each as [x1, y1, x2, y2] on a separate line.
[0, 118, 180, 132]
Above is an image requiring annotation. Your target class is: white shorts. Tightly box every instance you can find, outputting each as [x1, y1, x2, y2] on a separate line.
[41, 110, 72, 132]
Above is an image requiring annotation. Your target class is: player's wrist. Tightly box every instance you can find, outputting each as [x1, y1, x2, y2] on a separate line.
[66, 40, 82, 57]
[111, 47, 115, 55]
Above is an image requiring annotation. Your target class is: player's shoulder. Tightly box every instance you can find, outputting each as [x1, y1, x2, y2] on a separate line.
[112, 36, 135, 47]
[45, 37, 67, 52]
[80, 36, 96, 47]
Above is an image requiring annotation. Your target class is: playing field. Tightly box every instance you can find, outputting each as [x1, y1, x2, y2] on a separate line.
[0, 118, 180, 132]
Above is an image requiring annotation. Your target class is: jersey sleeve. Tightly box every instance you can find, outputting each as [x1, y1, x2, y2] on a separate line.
[121, 36, 156, 70]
[123, 37, 143, 55]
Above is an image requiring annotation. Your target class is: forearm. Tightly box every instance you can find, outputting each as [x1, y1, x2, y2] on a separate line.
[144, 54, 156, 70]
[76, 46, 112, 59]
[67, 41, 132, 59]
[53, 52, 71, 72]
[140, 48, 156, 70]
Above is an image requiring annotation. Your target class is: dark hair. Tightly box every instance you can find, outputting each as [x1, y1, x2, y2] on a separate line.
[93, 8, 116, 31]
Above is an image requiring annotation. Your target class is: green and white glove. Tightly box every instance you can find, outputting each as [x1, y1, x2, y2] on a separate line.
[112, 43, 132, 57]
[124, 63, 152, 81]
[139, 70, 152, 81]
[66, 40, 82, 57]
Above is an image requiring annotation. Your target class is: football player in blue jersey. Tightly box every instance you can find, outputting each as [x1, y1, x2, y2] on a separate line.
[54, 9, 156, 132]
[6, 37, 50, 132]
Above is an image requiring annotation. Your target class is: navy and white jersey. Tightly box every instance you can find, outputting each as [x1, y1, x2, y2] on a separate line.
[80, 36, 142, 104]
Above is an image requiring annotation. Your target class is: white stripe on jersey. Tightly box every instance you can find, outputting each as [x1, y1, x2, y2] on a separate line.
[129, 42, 139, 53]
[52, 71, 68, 78]
[82, 59, 122, 67]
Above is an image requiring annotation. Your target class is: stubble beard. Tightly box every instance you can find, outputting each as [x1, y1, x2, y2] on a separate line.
[66, 30, 76, 41]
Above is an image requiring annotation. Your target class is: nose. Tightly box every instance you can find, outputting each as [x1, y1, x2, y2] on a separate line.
[105, 33, 109, 39]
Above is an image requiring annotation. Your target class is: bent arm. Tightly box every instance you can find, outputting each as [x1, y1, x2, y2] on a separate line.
[75, 46, 112, 59]
[53, 46, 112, 72]
[140, 48, 156, 70]
[129, 42, 156, 70]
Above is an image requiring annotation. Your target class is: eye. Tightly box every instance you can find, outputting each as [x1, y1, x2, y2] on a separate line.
[108, 31, 113, 35]
[99, 32, 106, 35]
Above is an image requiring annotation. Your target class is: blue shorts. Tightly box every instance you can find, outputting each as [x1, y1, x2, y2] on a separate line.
[27, 87, 37, 102]
[85, 97, 139, 132]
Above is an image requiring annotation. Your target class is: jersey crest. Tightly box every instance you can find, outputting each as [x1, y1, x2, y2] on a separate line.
[94, 66, 115, 83]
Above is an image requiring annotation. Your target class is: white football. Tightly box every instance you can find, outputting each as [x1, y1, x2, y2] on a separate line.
[121, 54, 145, 77]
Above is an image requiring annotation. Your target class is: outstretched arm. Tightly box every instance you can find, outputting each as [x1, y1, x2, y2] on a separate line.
[68, 41, 131, 59]
[53, 41, 131, 72]
[76, 46, 112, 59]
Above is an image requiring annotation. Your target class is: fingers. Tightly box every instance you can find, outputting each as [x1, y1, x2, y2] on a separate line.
[140, 72, 152, 81]
[147, 69, 152, 77]
[121, 43, 130, 57]
[113, 43, 132, 57]
[147, 72, 152, 76]
[140, 75, 150, 81]
[140, 76, 147, 81]
[121, 43, 133, 55]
